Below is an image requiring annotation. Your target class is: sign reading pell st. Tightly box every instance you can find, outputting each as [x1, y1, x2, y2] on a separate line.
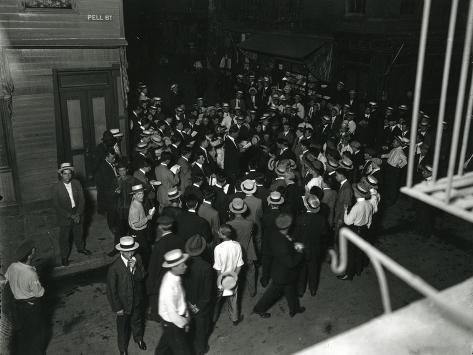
[87, 14, 113, 21]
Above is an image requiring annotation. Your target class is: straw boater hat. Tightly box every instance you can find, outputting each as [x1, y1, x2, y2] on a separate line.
[267, 191, 284, 205]
[217, 271, 238, 296]
[167, 188, 181, 201]
[422, 163, 433, 174]
[275, 164, 287, 176]
[339, 157, 354, 170]
[327, 159, 339, 170]
[241, 179, 257, 194]
[185, 234, 207, 257]
[58, 162, 74, 174]
[136, 142, 148, 151]
[109, 128, 124, 138]
[353, 183, 369, 198]
[130, 184, 144, 194]
[366, 175, 378, 187]
[229, 198, 248, 214]
[162, 249, 189, 268]
[116, 236, 139, 252]
[303, 195, 321, 213]
[267, 157, 276, 171]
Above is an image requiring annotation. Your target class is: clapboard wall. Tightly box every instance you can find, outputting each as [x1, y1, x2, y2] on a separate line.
[0, 0, 124, 43]
[8, 48, 122, 203]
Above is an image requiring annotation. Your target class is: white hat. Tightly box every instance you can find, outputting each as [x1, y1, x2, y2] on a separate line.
[162, 249, 189, 268]
[58, 162, 74, 174]
[303, 195, 320, 213]
[110, 128, 124, 138]
[130, 184, 144, 194]
[267, 191, 284, 205]
[216, 271, 238, 296]
[115, 236, 139, 252]
[241, 179, 257, 194]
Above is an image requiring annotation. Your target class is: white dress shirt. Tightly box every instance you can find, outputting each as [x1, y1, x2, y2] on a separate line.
[159, 271, 189, 328]
[344, 198, 373, 228]
[63, 182, 76, 208]
[213, 240, 244, 274]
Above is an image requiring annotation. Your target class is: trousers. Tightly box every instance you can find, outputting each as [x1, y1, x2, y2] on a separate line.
[116, 304, 144, 353]
[190, 311, 211, 355]
[253, 281, 299, 315]
[59, 221, 84, 258]
[13, 299, 44, 355]
[155, 320, 192, 355]
[213, 287, 239, 323]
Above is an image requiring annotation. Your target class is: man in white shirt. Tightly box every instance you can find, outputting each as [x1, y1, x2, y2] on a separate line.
[212, 224, 244, 325]
[156, 249, 192, 355]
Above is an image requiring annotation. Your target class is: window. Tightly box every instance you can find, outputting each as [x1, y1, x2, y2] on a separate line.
[346, 0, 366, 15]
[23, 0, 72, 9]
[400, 0, 422, 16]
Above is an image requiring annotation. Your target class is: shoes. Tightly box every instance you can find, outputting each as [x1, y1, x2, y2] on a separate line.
[260, 279, 268, 288]
[108, 249, 119, 257]
[310, 290, 317, 297]
[119, 351, 128, 355]
[136, 340, 147, 351]
[78, 249, 92, 255]
[61, 258, 69, 266]
[232, 315, 244, 326]
[289, 307, 306, 318]
[253, 309, 271, 318]
[337, 274, 350, 280]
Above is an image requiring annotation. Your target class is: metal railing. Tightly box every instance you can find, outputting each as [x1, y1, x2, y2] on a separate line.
[330, 227, 473, 332]
[402, 0, 473, 223]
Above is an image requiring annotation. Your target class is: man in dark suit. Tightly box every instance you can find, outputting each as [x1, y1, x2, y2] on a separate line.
[147, 216, 185, 321]
[294, 195, 328, 296]
[333, 168, 354, 243]
[107, 236, 147, 354]
[95, 149, 121, 254]
[175, 196, 212, 242]
[198, 187, 221, 246]
[224, 125, 242, 185]
[253, 213, 305, 318]
[52, 163, 90, 266]
[212, 173, 231, 224]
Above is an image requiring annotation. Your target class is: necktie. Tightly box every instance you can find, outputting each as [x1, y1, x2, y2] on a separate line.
[127, 260, 134, 274]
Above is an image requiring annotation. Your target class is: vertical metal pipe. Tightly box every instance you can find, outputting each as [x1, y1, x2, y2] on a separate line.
[458, 72, 473, 176]
[407, 0, 431, 188]
[432, 0, 459, 182]
[445, 0, 473, 202]
[370, 258, 392, 314]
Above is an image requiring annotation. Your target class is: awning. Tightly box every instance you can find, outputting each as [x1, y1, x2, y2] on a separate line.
[238, 33, 332, 62]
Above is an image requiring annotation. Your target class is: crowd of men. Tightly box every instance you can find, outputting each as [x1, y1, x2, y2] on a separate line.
[3, 70, 439, 355]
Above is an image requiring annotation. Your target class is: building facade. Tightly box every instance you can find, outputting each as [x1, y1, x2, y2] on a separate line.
[0, 0, 128, 268]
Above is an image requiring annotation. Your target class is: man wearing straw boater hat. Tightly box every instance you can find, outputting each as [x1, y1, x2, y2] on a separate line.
[156, 249, 192, 355]
[338, 183, 374, 280]
[253, 213, 305, 318]
[52, 162, 90, 266]
[227, 197, 258, 297]
[294, 195, 328, 297]
[183, 234, 213, 355]
[381, 135, 408, 205]
[128, 184, 156, 265]
[212, 224, 244, 325]
[241, 179, 263, 252]
[260, 191, 285, 287]
[106, 236, 147, 354]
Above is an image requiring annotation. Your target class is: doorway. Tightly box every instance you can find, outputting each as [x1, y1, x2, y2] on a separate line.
[54, 68, 119, 185]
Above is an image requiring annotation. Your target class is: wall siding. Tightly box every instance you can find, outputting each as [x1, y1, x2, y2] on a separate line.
[7, 47, 121, 202]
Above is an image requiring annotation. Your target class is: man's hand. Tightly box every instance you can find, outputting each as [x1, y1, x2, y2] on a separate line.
[117, 310, 124, 316]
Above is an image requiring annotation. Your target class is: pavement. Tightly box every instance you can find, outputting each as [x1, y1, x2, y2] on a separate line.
[42, 195, 473, 354]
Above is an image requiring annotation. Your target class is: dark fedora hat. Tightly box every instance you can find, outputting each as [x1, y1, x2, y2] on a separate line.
[185, 234, 207, 256]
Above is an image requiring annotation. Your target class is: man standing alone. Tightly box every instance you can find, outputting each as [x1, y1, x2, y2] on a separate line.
[52, 162, 90, 266]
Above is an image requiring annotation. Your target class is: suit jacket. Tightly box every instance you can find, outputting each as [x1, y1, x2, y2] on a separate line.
[155, 163, 179, 207]
[270, 232, 303, 284]
[133, 169, 155, 200]
[52, 179, 85, 226]
[106, 255, 145, 314]
[227, 216, 257, 262]
[212, 185, 229, 223]
[333, 181, 354, 226]
[261, 208, 280, 255]
[183, 256, 214, 314]
[198, 202, 220, 242]
[321, 188, 337, 228]
[177, 157, 192, 192]
[282, 183, 304, 217]
[294, 212, 328, 260]
[175, 210, 212, 242]
[224, 137, 241, 178]
[95, 160, 118, 213]
[243, 195, 263, 239]
[146, 232, 185, 296]
[184, 184, 204, 204]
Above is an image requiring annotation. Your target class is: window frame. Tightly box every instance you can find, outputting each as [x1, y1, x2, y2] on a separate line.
[21, 0, 77, 14]
[345, 0, 367, 17]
